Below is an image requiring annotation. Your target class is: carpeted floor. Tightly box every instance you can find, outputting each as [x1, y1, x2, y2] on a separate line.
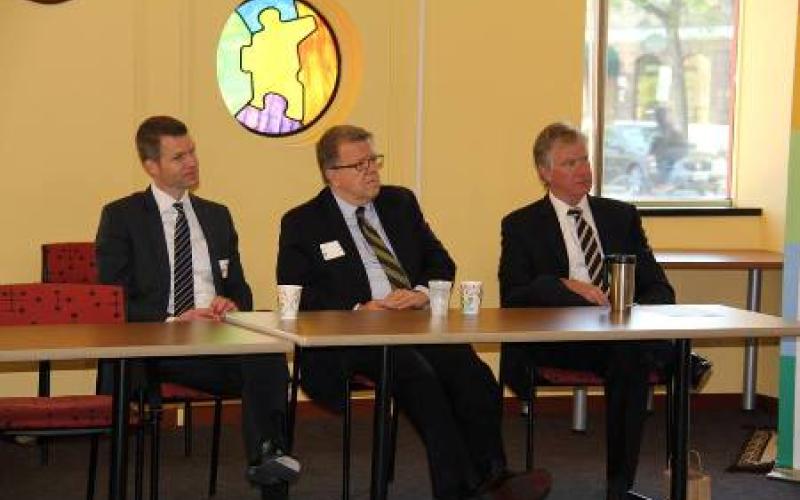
[1, 403, 799, 499]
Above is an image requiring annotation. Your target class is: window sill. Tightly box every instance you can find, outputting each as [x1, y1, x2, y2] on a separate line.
[638, 207, 762, 217]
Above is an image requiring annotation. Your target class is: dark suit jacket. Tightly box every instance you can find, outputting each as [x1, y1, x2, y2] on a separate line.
[499, 194, 674, 308]
[277, 185, 456, 310]
[96, 187, 252, 322]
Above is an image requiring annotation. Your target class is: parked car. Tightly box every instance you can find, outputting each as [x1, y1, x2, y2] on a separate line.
[601, 120, 729, 200]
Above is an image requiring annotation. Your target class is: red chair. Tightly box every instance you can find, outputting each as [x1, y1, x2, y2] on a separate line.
[498, 346, 672, 471]
[41, 242, 226, 497]
[0, 283, 142, 500]
[41, 242, 98, 284]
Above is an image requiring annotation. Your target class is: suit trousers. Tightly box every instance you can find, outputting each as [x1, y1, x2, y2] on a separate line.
[299, 344, 505, 499]
[153, 354, 290, 463]
[503, 340, 673, 494]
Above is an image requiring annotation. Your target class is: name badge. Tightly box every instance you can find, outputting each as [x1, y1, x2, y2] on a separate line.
[218, 259, 230, 278]
[320, 240, 345, 261]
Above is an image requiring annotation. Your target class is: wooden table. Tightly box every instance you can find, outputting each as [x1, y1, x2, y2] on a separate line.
[0, 321, 292, 500]
[226, 305, 800, 500]
[656, 249, 783, 409]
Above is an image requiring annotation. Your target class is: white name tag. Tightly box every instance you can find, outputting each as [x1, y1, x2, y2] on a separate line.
[320, 240, 345, 261]
[218, 259, 230, 278]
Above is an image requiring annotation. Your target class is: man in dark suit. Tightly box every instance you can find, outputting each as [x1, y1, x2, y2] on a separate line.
[277, 125, 549, 500]
[498, 122, 675, 500]
[96, 115, 298, 499]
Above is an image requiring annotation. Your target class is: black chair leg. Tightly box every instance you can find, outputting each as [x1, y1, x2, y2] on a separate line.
[387, 400, 399, 482]
[525, 367, 536, 472]
[209, 398, 223, 497]
[497, 347, 507, 416]
[665, 380, 674, 463]
[183, 401, 192, 457]
[342, 379, 352, 500]
[150, 406, 162, 500]
[287, 347, 302, 453]
[39, 438, 49, 465]
[135, 398, 145, 500]
[87, 435, 99, 500]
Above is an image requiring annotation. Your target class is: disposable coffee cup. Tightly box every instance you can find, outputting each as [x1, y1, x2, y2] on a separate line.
[459, 281, 483, 315]
[277, 285, 303, 319]
[428, 280, 452, 316]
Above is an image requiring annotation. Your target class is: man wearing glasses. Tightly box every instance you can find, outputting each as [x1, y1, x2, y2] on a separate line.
[277, 125, 550, 499]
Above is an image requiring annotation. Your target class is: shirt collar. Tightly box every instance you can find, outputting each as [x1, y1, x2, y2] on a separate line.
[549, 191, 590, 219]
[332, 190, 374, 219]
[151, 183, 190, 215]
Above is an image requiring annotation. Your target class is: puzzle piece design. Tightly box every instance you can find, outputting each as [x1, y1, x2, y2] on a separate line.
[236, 93, 302, 135]
[241, 8, 317, 121]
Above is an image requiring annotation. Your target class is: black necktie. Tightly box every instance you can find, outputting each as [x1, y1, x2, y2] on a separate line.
[567, 207, 605, 290]
[355, 207, 411, 290]
[173, 202, 194, 315]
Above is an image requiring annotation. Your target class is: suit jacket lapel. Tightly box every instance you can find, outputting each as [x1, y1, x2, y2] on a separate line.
[587, 196, 613, 254]
[540, 195, 570, 276]
[191, 195, 223, 293]
[319, 188, 372, 300]
[143, 187, 171, 294]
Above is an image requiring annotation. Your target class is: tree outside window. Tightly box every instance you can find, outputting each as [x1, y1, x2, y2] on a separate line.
[584, 0, 739, 204]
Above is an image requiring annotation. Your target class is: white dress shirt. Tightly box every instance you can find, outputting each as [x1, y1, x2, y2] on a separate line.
[151, 184, 216, 313]
[549, 192, 604, 284]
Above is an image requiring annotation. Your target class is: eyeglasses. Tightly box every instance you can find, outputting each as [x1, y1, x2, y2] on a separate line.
[327, 154, 384, 173]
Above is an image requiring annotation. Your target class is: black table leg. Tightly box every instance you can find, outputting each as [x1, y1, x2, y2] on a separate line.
[670, 339, 691, 500]
[109, 358, 131, 500]
[370, 346, 394, 500]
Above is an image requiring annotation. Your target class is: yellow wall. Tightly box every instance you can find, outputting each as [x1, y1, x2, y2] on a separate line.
[0, 0, 796, 399]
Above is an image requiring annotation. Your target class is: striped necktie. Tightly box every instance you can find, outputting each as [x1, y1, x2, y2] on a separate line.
[173, 201, 195, 315]
[355, 206, 412, 290]
[567, 207, 605, 290]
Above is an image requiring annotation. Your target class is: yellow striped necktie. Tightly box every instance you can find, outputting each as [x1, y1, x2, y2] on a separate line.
[355, 206, 412, 290]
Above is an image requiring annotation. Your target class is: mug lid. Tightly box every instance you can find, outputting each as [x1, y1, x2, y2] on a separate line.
[604, 254, 637, 264]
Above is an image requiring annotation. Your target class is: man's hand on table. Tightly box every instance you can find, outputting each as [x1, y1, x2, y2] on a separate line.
[358, 290, 429, 311]
[174, 296, 238, 321]
[560, 278, 609, 306]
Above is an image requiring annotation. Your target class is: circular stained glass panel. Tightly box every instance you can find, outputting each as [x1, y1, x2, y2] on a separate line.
[217, 0, 341, 137]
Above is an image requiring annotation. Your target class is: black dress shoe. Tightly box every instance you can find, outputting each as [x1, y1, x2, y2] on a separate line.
[626, 491, 653, 500]
[472, 469, 552, 499]
[607, 490, 653, 500]
[247, 440, 301, 487]
[260, 481, 288, 500]
[690, 353, 713, 389]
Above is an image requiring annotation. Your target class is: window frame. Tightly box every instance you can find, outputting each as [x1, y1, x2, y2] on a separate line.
[584, 0, 741, 208]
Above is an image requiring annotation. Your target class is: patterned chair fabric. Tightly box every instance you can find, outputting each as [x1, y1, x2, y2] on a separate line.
[42, 242, 98, 284]
[536, 366, 666, 386]
[0, 395, 114, 429]
[536, 367, 604, 386]
[0, 283, 124, 432]
[0, 283, 123, 326]
[159, 383, 215, 401]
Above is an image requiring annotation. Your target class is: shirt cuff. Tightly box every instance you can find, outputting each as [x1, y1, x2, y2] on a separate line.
[414, 285, 429, 296]
[165, 315, 178, 322]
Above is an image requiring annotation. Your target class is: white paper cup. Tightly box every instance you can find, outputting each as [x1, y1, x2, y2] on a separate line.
[428, 280, 452, 316]
[459, 281, 483, 315]
[277, 285, 303, 319]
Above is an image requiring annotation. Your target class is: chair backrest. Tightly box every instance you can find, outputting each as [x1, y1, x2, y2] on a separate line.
[0, 283, 123, 326]
[41, 242, 98, 284]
